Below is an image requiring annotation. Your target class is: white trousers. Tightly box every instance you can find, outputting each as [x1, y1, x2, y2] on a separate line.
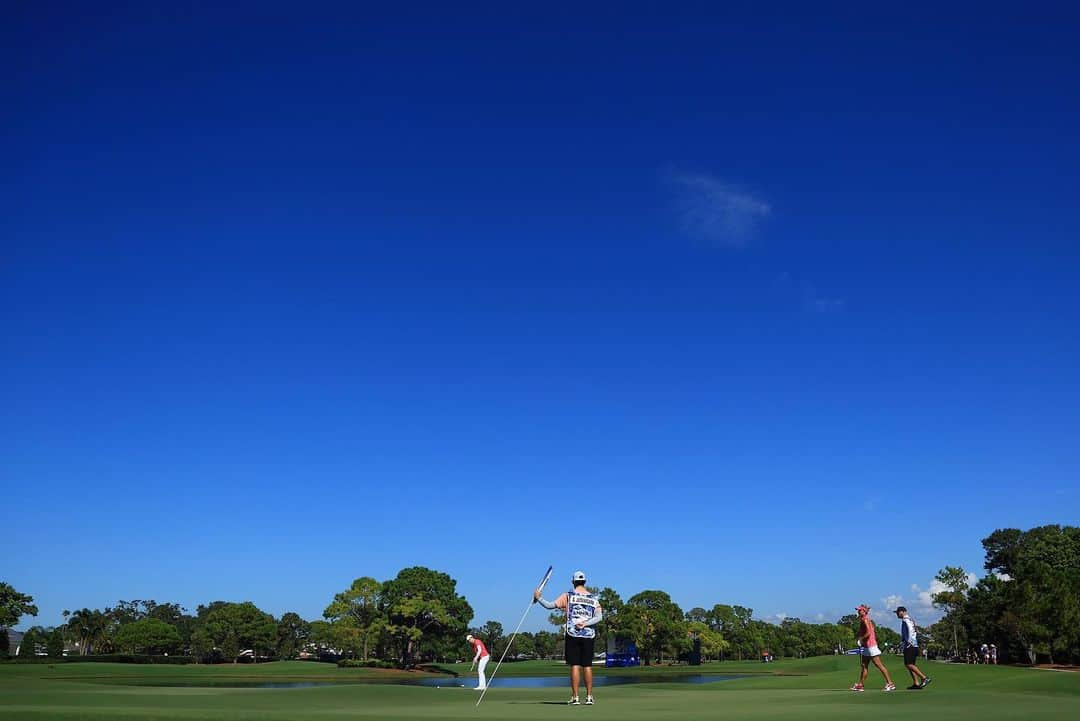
[476, 655, 489, 688]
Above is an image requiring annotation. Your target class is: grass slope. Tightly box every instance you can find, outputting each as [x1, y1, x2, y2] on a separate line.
[2, 657, 1078, 720]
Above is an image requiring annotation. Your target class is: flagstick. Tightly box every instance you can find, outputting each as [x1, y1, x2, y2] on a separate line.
[476, 566, 553, 708]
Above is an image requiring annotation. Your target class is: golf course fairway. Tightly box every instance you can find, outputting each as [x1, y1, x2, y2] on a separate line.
[2, 657, 1078, 720]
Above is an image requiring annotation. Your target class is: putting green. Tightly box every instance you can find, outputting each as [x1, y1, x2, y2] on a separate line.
[2, 657, 1077, 720]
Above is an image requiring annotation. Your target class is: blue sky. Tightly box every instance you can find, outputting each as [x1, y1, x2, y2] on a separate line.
[3, 2, 1079, 634]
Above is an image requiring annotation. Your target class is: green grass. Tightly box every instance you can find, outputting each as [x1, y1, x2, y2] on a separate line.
[2, 657, 1078, 720]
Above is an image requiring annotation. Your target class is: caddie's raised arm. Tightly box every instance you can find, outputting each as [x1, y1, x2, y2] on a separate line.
[535, 589, 563, 609]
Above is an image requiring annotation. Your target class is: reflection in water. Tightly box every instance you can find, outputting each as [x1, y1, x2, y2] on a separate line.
[100, 674, 746, 690]
[413, 674, 746, 688]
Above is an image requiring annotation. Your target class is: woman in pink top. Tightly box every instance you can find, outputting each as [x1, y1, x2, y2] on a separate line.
[850, 605, 896, 692]
[466, 634, 490, 691]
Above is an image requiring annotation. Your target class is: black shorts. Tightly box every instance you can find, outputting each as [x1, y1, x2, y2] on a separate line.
[564, 635, 595, 667]
[903, 646, 920, 665]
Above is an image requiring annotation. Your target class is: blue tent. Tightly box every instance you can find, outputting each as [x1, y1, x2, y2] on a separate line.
[605, 642, 640, 667]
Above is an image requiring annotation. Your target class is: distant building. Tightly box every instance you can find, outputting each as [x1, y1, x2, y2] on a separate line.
[5, 629, 24, 655]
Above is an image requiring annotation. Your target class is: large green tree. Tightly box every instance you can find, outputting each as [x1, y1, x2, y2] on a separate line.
[510, 631, 536, 659]
[46, 628, 65, 658]
[146, 602, 188, 626]
[533, 630, 559, 659]
[96, 600, 189, 656]
[963, 575, 1015, 660]
[323, 577, 385, 660]
[107, 600, 147, 626]
[980, 525, 1080, 663]
[820, 622, 856, 655]
[623, 590, 685, 665]
[308, 620, 335, 656]
[595, 587, 624, 651]
[709, 604, 758, 660]
[932, 565, 971, 657]
[686, 607, 709, 623]
[113, 618, 182, 654]
[105, 600, 187, 627]
[276, 612, 312, 660]
[18, 627, 42, 657]
[192, 602, 277, 664]
[686, 620, 727, 660]
[776, 618, 813, 658]
[63, 608, 110, 655]
[0, 582, 38, 631]
[168, 612, 198, 656]
[382, 567, 472, 667]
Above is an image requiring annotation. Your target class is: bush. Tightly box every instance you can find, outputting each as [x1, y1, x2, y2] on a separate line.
[336, 658, 396, 669]
[62, 655, 197, 664]
[18, 635, 38, 658]
[46, 630, 64, 659]
[417, 663, 457, 675]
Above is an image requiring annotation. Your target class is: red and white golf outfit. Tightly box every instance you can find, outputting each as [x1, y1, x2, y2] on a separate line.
[470, 637, 490, 690]
[860, 617, 881, 657]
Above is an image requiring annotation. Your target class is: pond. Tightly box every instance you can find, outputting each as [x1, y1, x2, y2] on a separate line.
[95, 681, 381, 689]
[412, 674, 747, 688]
[105, 674, 746, 690]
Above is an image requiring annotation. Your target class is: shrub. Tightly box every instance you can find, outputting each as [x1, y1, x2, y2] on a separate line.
[336, 658, 396, 669]
[63, 654, 197, 664]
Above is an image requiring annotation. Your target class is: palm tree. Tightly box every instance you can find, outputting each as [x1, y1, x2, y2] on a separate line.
[64, 608, 109, 655]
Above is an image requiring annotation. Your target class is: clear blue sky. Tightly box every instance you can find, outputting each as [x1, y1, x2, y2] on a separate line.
[3, 2, 1078, 634]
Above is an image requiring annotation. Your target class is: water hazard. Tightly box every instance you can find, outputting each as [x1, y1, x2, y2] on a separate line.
[108, 674, 746, 690]
[94, 680, 380, 689]
[413, 674, 747, 688]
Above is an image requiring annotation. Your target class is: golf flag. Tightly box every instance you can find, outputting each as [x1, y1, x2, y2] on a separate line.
[534, 566, 554, 601]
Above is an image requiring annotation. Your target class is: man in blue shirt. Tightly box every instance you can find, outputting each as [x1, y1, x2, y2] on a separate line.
[896, 607, 930, 689]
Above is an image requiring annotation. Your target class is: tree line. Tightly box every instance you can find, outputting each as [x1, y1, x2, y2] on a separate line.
[0, 566, 473, 666]
[926, 525, 1079, 665]
[538, 589, 900, 664]
[0, 572, 896, 666]
[4, 525, 1076, 665]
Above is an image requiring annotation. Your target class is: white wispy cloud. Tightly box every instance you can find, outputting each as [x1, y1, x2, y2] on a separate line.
[667, 170, 771, 246]
[801, 573, 982, 630]
[882, 594, 904, 610]
[884, 572, 982, 625]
